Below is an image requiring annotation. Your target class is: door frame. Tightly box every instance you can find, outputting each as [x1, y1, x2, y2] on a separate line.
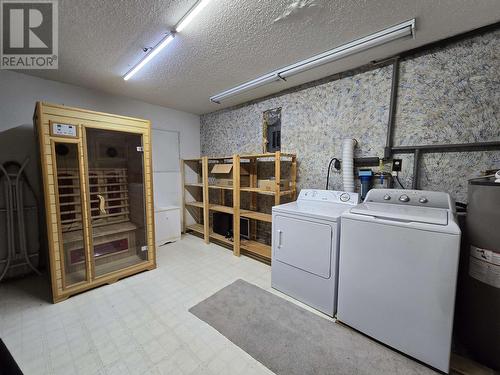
[50, 133, 91, 289]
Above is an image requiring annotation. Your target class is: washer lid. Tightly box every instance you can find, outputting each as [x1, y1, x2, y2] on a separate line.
[350, 202, 448, 225]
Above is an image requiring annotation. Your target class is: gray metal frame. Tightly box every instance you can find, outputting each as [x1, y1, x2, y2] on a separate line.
[0, 158, 41, 282]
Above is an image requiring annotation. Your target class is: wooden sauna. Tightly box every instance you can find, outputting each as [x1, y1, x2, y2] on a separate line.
[34, 102, 156, 302]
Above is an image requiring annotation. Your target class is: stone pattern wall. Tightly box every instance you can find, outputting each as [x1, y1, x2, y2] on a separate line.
[201, 29, 500, 205]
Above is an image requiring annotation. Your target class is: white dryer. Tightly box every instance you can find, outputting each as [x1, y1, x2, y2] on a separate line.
[337, 189, 461, 373]
[271, 189, 359, 317]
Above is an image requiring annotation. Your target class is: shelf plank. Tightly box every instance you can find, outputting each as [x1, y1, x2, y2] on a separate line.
[240, 240, 271, 259]
[185, 201, 204, 208]
[186, 223, 204, 234]
[240, 187, 294, 196]
[239, 152, 296, 159]
[209, 204, 234, 214]
[207, 156, 233, 160]
[210, 232, 233, 245]
[239, 153, 275, 159]
[240, 187, 275, 195]
[208, 185, 233, 190]
[185, 183, 203, 187]
[240, 210, 272, 222]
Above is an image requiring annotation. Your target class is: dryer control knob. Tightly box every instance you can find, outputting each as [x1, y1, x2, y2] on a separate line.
[419, 197, 428, 204]
[383, 194, 391, 200]
[399, 194, 410, 202]
[340, 193, 350, 202]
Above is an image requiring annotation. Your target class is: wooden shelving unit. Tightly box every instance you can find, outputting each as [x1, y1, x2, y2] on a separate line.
[181, 158, 209, 243]
[181, 151, 297, 261]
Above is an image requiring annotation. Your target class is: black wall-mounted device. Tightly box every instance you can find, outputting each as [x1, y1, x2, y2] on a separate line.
[392, 159, 402, 172]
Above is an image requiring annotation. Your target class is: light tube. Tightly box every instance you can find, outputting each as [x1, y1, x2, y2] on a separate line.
[175, 0, 211, 32]
[210, 73, 281, 103]
[123, 33, 175, 81]
[279, 20, 414, 78]
[210, 19, 415, 103]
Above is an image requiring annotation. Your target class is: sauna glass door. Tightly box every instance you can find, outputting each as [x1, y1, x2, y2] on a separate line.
[85, 128, 149, 278]
[54, 141, 88, 287]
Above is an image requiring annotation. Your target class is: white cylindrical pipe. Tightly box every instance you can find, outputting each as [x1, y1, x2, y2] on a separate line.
[342, 138, 357, 192]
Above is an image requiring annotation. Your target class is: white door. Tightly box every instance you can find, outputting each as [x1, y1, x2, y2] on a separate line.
[273, 215, 333, 278]
[152, 129, 180, 208]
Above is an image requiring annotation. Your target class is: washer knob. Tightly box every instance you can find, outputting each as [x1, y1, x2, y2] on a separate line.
[419, 197, 428, 204]
[340, 193, 350, 202]
[383, 194, 391, 200]
[399, 194, 410, 202]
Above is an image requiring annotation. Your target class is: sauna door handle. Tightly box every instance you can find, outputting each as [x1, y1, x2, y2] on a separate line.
[97, 195, 107, 215]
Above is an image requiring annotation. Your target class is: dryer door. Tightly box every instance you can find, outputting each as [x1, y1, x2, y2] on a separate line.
[273, 215, 333, 278]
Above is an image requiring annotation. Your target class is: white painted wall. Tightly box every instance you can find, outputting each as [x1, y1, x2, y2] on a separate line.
[0, 70, 200, 154]
[0, 71, 199, 278]
[0, 70, 200, 206]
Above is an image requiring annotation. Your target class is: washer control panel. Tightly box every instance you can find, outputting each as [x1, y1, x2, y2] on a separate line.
[298, 189, 359, 205]
[364, 189, 451, 209]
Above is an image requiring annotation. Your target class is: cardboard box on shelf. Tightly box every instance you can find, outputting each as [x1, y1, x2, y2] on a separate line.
[257, 179, 290, 191]
[210, 164, 250, 187]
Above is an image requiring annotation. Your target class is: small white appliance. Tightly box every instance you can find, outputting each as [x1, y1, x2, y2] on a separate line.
[337, 189, 461, 373]
[271, 189, 359, 317]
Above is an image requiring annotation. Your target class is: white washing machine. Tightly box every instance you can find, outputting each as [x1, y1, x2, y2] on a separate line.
[271, 189, 359, 317]
[337, 189, 461, 373]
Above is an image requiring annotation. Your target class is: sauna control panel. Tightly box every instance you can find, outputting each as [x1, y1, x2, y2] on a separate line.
[51, 122, 78, 137]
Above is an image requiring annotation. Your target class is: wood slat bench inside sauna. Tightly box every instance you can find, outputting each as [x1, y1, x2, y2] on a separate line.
[58, 168, 142, 279]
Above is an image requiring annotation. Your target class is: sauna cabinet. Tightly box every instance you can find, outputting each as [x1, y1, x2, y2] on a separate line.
[34, 102, 156, 302]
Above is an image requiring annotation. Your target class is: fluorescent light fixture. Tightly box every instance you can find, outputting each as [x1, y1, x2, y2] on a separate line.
[175, 0, 211, 32]
[279, 19, 415, 78]
[210, 19, 415, 103]
[210, 73, 282, 103]
[123, 33, 175, 81]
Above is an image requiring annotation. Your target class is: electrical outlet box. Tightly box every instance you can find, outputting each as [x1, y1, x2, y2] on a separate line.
[392, 159, 402, 172]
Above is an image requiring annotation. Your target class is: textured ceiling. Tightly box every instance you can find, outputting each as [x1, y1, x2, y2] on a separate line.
[22, 0, 500, 114]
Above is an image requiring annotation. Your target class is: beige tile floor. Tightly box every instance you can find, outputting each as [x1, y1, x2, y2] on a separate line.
[0, 234, 485, 375]
[2, 234, 333, 375]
